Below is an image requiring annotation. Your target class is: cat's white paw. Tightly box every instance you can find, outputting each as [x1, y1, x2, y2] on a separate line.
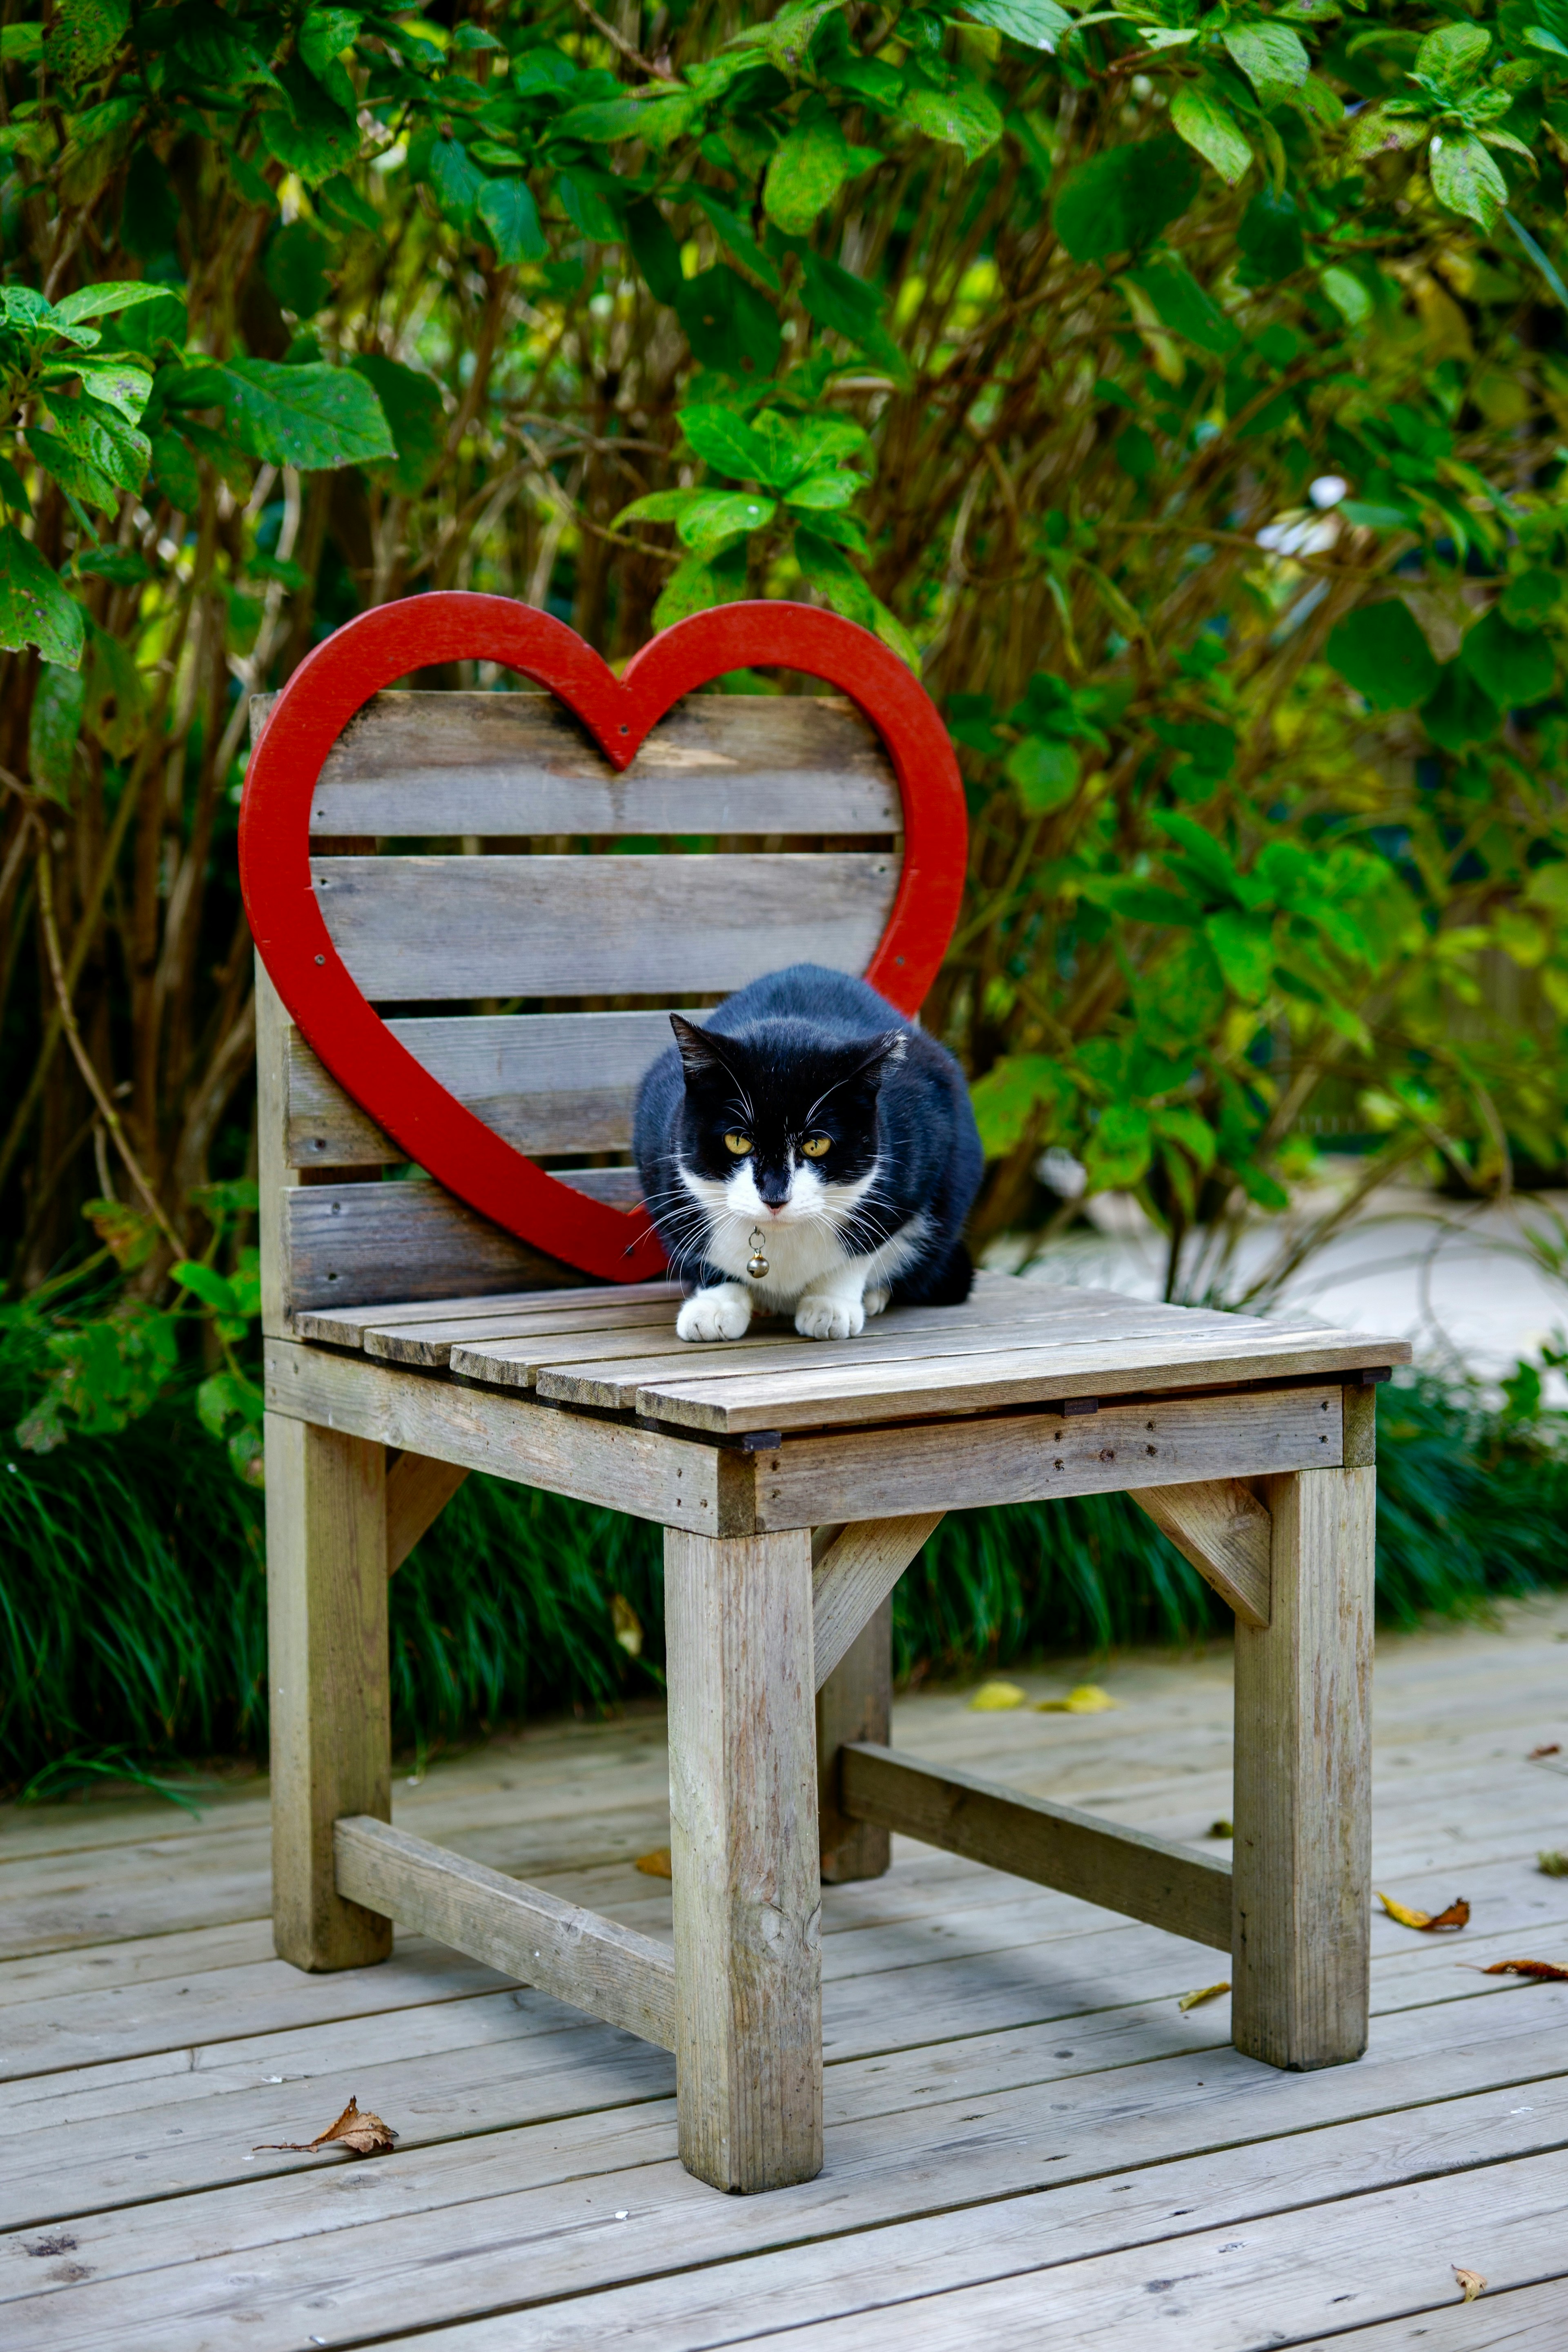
[677, 1285, 753, 1343]
[863, 1285, 891, 1319]
[795, 1292, 865, 1341]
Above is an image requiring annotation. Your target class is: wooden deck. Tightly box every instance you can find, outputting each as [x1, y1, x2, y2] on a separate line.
[4, 1601, 1568, 2350]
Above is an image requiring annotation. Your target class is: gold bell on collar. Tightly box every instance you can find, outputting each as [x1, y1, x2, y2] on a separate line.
[746, 1227, 770, 1280]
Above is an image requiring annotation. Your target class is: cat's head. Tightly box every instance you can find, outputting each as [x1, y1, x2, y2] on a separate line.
[668, 1013, 906, 1228]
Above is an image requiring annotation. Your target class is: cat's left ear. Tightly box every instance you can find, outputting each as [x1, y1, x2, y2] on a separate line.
[850, 1029, 909, 1089]
[669, 1013, 735, 1084]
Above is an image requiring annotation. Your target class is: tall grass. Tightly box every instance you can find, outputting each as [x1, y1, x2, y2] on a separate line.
[3, 1330, 1566, 1792]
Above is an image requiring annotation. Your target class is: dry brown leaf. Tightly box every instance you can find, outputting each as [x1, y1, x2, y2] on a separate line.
[1528, 1742, 1561, 1759]
[1377, 1890, 1470, 1931]
[610, 1594, 643, 1657]
[253, 2096, 398, 2158]
[1461, 1957, 1568, 1982]
[635, 1846, 673, 1878]
[1178, 1980, 1230, 2011]
[1453, 2266, 1486, 2302]
[1539, 1851, 1568, 1878]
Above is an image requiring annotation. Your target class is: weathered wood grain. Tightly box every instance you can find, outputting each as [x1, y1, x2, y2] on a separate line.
[270, 687, 903, 838]
[841, 1746, 1232, 1951]
[812, 1513, 944, 1690]
[314, 851, 898, 1000]
[748, 1386, 1345, 1528]
[283, 1178, 584, 1313]
[265, 1416, 392, 1973]
[385, 1451, 470, 1572]
[295, 1278, 681, 1350]
[1232, 1465, 1376, 2070]
[333, 1817, 677, 2049]
[286, 1009, 702, 1167]
[1343, 1379, 1379, 1468]
[665, 1526, 823, 2192]
[368, 1295, 679, 1369]
[256, 961, 298, 1339]
[1130, 1479, 1272, 1628]
[263, 1339, 742, 1532]
[633, 1326, 1412, 1433]
[817, 1603, 893, 1886]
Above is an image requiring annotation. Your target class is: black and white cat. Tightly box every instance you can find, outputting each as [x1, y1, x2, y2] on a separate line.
[633, 963, 984, 1343]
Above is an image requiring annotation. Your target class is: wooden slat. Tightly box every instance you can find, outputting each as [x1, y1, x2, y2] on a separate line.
[276, 688, 904, 837]
[283, 1179, 586, 1314]
[1131, 1479, 1273, 1628]
[315, 851, 899, 1001]
[457, 1294, 1241, 1399]
[748, 1386, 1345, 1529]
[263, 1337, 750, 1534]
[367, 1296, 679, 1369]
[817, 1601, 893, 1886]
[286, 1009, 704, 1168]
[634, 1325, 1413, 1434]
[813, 1514, 944, 1691]
[666, 1526, 823, 2192]
[296, 1278, 682, 1350]
[840, 1746, 1233, 1951]
[1232, 1466, 1376, 2070]
[265, 1418, 392, 1973]
[333, 1817, 677, 2049]
[386, 1451, 470, 1573]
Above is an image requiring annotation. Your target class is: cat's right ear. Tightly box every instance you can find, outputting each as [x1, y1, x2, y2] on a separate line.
[669, 1015, 729, 1083]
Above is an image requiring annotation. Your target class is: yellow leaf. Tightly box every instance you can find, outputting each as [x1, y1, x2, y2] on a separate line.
[1178, 1980, 1230, 2011]
[610, 1592, 643, 1656]
[1038, 1684, 1118, 1713]
[1454, 2267, 1486, 2303]
[635, 1846, 673, 1878]
[1378, 1890, 1470, 1931]
[970, 1679, 1026, 1711]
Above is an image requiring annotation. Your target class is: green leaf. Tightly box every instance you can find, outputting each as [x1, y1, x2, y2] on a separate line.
[626, 198, 684, 302]
[900, 82, 1004, 164]
[559, 89, 701, 151]
[1169, 84, 1254, 187]
[1083, 1101, 1153, 1191]
[1461, 606, 1555, 707]
[653, 546, 747, 629]
[1320, 265, 1373, 329]
[681, 404, 777, 482]
[1222, 24, 1310, 100]
[82, 617, 145, 757]
[476, 177, 546, 263]
[149, 429, 201, 512]
[794, 527, 877, 626]
[960, 0, 1072, 52]
[1420, 662, 1498, 752]
[173, 1260, 239, 1314]
[1125, 254, 1241, 359]
[0, 452, 31, 515]
[1205, 908, 1274, 1002]
[351, 355, 445, 495]
[676, 491, 777, 550]
[1005, 735, 1079, 812]
[51, 281, 167, 330]
[0, 527, 85, 666]
[783, 470, 863, 510]
[1325, 599, 1439, 709]
[616, 490, 704, 526]
[1501, 566, 1560, 628]
[1415, 21, 1490, 97]
[43, 0, 128, 87]
[1154, 1102, 1218, 1172]
[426, 137, 487, 228]
[799, 252, 907, 379]
[690, 191, 782, 292]
[29, 663, 86, 801]
[1344, 107, 1429, 166]
[1428, 131, 1508, 230]
[765, 113, 859, 234]
[264, 220, 337, 318]
[1051, 134, 1201, 263]
[674, 267, 782, 378]
[62, 357, 154, 423]
[259, 61, 361, 185]
[176, 360, 394, 471]
[1237, 186, 1305, 283]
[969, 1054, 1074, 1156]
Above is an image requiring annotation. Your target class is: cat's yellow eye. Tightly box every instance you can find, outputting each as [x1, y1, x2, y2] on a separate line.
[801, 1134, 832, 1159]
[724, 1131, 753, 1156]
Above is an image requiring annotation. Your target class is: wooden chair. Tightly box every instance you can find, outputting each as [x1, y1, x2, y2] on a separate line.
[249, 608, 1408, 2197]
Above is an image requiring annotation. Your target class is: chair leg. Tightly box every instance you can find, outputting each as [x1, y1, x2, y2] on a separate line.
[664, 1526, 823, 2192]
[817, 1599, 893, 1884]
[1232, 1466, 1375, 2069]
[266, 1413, 393, 1972]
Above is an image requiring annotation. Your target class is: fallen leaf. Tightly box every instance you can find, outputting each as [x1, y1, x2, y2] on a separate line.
[635, 1846, 673, 1878]
[1528, 1742, 1561, 1759]
[1377, 1890, 1470, 1931]
[970, 1679, 1026, 1711]
[1454, 2266, 1486, 2302]
[1539, 1851, 1568, 1878]
[1036, 1684, 1118, 1714]
[254, 2096, 397, 2158]
[1209, 1817, 1234, 1839]
[1178, 1980, 1230, 2011]
[610, 1593, 643, 1657]
[1460, 1957, 1568, 1982]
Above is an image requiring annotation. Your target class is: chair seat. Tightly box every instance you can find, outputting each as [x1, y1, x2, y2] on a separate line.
[292, 1267, 1398, 1441]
